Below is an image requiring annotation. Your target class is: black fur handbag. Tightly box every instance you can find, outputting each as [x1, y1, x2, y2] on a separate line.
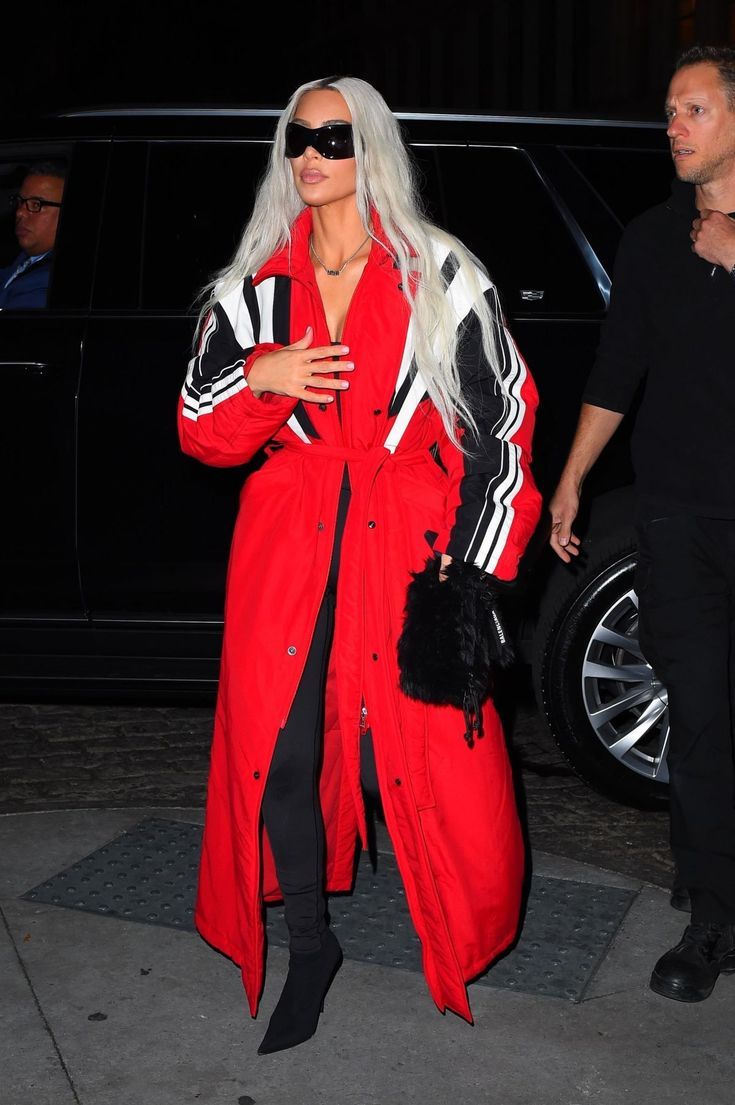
[397, 556, 514, 747]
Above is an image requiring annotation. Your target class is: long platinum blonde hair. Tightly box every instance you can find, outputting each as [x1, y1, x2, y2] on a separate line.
[199, 76, 503, 444]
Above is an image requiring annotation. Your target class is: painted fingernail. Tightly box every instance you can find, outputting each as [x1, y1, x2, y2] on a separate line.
[341, 381, 349, 388]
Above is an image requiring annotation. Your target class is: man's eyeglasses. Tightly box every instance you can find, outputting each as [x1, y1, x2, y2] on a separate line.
[284, 123, 355, 160]
[10, 193, 62, 214]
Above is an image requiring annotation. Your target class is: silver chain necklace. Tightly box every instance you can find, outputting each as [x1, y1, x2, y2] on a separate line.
[309, 233, 370, 276]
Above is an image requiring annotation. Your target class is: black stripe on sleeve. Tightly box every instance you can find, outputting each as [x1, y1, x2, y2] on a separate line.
[464, 446, 511, 567]
[291, 402, 320, 440]
[272, 275, 292, 345]
[241, 276, 261, 344]
[388, 357, 418, 418]
[440, 251, 460, 290]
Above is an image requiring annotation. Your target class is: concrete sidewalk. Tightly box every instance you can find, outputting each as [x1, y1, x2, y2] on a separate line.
[2, 806, 733, 1105]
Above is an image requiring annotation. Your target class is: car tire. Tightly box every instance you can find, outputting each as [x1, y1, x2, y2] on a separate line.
[532, 532, 670, 808]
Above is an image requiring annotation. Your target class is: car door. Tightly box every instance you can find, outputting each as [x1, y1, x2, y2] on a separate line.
[78, 138, 271, 624]
[0, 140, 104, 618]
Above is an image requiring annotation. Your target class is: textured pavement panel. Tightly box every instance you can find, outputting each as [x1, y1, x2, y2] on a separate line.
[3, 809, 729, 1105]
[22, 815, 637, 1002]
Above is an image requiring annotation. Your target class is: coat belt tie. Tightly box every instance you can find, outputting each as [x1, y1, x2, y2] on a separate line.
[280, 440, 431, 813]
[280, 440, 427, 469]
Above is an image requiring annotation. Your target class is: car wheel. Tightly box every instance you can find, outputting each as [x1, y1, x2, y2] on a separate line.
[533, 533, 670, 808]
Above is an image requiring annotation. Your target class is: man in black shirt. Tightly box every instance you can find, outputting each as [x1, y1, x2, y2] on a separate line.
[549, 45, 735, 1003]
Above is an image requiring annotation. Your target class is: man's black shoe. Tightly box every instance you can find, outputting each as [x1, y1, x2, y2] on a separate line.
[650, 922, 723, 1002]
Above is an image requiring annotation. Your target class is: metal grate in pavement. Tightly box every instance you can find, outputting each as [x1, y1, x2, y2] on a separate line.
[22, 816, 636, 1001]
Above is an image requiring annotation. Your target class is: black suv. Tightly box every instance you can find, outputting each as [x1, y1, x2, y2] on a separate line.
[0, 107, 672, 805]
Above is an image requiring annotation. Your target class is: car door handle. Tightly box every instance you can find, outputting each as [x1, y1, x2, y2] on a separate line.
[520, 289, 545, 302]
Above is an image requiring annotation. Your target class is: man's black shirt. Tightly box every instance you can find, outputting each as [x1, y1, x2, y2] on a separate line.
[584, 178, 735, 519]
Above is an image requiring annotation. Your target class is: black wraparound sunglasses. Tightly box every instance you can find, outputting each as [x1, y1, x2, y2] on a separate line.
[284, 122, 355, 160]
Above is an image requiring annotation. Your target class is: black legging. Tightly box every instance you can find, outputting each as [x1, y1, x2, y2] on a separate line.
[261, 477, 379, 953]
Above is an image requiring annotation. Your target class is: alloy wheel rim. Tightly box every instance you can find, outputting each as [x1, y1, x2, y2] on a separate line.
[580, 586, 670, 783]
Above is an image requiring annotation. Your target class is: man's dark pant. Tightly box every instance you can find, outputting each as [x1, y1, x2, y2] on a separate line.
[636, 515, 735, 924]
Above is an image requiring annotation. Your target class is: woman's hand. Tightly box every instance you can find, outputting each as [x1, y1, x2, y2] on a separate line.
[439, 553, 452, 581]
[247, 326, 354, 402]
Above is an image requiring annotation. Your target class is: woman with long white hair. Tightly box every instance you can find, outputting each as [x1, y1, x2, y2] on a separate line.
[179, 75, 541, 1055]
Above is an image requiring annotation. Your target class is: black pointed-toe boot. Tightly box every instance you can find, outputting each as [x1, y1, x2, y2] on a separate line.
[258, 929, 343, 1055]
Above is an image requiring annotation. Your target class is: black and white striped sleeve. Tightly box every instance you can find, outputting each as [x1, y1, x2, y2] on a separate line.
[434, 256, 542, 582]
[178, 278, 296, 467]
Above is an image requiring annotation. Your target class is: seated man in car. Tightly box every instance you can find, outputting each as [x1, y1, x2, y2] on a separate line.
[0, 160, 65, 309]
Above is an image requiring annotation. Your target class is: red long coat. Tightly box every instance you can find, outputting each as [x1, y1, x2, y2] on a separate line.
[178, 210, 541, 1022]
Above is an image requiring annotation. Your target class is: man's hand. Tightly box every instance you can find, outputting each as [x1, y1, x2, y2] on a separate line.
[547, 403, 624, 566]
[690, 210, 735, 271]
[549, 479, 582, 563]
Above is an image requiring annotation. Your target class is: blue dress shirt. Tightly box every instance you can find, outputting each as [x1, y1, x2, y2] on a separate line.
[0, 251, 53, 309]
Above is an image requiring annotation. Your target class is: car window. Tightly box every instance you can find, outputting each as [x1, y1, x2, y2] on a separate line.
[562, 146, 673, 227]
[0, 146, 70, 311]
[0, 162, 23, 270]
[434, 145, 603, 314]
[142, 142, 271, 311]
[92, 141, 147, 311]
[406, 144, 445, 227]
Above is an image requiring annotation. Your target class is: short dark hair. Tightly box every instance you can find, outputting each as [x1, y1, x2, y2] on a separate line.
[25, 159, 67, 180]
[675, 45, 735, 109]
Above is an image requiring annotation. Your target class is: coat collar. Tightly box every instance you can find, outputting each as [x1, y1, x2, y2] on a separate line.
[666, 176, 735, 221]
[666, 177, 697, 221]
[253, 207, 402, 286]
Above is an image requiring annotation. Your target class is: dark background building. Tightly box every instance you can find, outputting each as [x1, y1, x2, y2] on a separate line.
[5, 0, 735, 123]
